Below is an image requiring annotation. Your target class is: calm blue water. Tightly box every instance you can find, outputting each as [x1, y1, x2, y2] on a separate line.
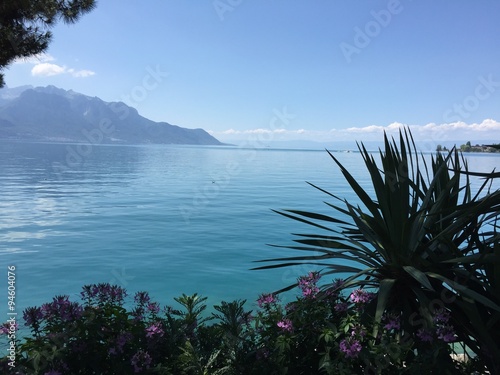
[0, 142, 499, 316]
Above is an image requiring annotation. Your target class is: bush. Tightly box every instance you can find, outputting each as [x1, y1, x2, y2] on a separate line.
[1, 277, 474, 374]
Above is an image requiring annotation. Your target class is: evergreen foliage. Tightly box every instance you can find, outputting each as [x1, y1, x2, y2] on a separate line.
[0, 0, 96, 87]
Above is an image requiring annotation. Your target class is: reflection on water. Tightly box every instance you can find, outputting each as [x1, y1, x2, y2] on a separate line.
[0, 141, 498, 315]
[0, 143, 144, 251]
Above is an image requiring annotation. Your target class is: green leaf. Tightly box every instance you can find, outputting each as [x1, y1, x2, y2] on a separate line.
[373, 278, 396, 337]
[428, 273, 500, 312]
[403, 266, 435, 291]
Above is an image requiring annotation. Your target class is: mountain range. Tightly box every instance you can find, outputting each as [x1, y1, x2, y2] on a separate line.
[0, 85, 224, 145]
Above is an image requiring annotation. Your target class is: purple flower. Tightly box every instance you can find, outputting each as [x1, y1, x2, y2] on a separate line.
[80, 285, 95, 299]
[134, 291, 151, 305]
[383, 314, 400, 331]
[109, 332, 133, 354]
[257, 293, 278, 308]
[131, 350, 152, 373]
[339, 338, 362, 358]
[0, 319, 18, 335]
[131, 307, 145, 322]
[81, 283, 127, 306]
[44, 371, 62, 375]
[334, 302, 349, 313]
[303, 286, 320, 298]
[298, 271, 321, 286]
[277, 319, 293, 333]
[437, 325, 456, 343]
[41, 295, 83, 322]
[384, 319, 400, 331]
[349, 289, 375, 304]
[145, 322, 164, 338]
[147, 302, 160, 314]
[331, 279, 345, 291]
[416, 328, 433, 343]
[298, 272, 321, 299]
[23, 307, 43, 326]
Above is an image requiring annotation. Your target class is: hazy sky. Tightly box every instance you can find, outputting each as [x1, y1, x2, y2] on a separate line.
[4, 1, 500, 144]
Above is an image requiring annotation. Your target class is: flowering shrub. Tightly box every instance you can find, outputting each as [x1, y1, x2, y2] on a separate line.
[0, 277, 477, 374]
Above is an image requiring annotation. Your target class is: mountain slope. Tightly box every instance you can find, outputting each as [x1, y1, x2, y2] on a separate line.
[0, 86, 224, 145]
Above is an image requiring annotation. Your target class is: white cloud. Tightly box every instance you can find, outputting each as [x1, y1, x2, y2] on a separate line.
[345, 124, 386, 133]
[31, 63, 95, 78]
[14, 53, 95, 78]
[213, 120, 500, 146]
[68, 68, 96, 78]
[246, 128, 272, 134]
[345, 120, 500, 140]
[31, 63, 67, 77]
[220, 129, 238, 135]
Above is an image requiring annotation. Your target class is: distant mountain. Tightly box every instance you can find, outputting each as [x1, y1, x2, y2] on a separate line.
[0, 85, 224, 145]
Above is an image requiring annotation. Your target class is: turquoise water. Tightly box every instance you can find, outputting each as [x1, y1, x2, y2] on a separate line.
[0, 142, 499, 316]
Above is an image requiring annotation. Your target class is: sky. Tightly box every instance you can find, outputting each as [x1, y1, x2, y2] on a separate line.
[4, 0, 500, 147]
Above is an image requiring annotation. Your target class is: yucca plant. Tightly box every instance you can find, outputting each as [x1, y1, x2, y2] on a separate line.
[255, 128, 500, 373]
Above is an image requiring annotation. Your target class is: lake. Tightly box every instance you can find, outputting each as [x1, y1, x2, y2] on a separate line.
[1, 141, 499, 315]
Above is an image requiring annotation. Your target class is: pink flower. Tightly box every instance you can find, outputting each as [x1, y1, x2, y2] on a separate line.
[0, 321, 16, 335]
[298, 272, 321, 299]
[339, 338, 362, 358]
[257, 293, 277, 308]
[277, 318, 293, 332]
[349, 289, 375, 304]
[145, 322, 164, 338]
